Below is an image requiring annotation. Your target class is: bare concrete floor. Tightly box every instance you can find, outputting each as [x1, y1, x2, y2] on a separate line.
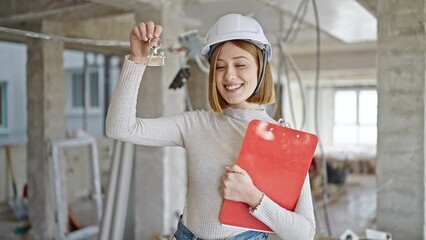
[0, 174, 377, 240]
[0, 204, 31, 240]
[314, 174, 377, 239]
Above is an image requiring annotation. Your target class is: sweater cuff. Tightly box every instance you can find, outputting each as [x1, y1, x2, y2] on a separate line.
[124, 55, 148, 69]
[249, 195, 280, 226]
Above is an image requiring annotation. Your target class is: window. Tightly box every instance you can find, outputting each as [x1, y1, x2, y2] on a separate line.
[69, 68, 100, 109]
[333, 89, 377, 145]
[71, 72, 84, 108]
[0, 82, 7, 129]
[89, 72, 99, 107]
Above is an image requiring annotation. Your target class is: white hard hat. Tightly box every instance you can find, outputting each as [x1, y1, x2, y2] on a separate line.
[201, 14, 272, 62]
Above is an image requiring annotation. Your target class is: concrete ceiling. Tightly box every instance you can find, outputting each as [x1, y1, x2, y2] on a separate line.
[0, 0, 378, 67]
[0, 0, 377, 39]
[183, 0, 377, 43]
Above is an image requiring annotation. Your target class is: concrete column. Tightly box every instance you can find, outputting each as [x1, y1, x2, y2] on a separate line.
[376, 1, 426, 239]
[133, 1, 187, 239]
[187, 59, 209, 111]
[26, 21, 66, 239]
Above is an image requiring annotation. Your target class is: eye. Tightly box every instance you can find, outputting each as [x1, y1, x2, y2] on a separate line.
[216, 65, 225, 70]
[234, 61, 247, 68]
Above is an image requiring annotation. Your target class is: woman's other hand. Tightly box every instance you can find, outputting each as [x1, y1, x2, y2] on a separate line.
[222, 165, 263, 209]
[129, 21, 163, 64]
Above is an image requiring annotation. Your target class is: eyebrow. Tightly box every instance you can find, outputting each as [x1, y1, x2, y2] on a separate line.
[217, 56, 249, 61]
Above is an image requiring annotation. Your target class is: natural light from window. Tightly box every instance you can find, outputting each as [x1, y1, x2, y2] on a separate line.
[333, 89, 377, 146]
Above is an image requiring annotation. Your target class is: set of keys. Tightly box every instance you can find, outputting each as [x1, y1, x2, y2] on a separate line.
[147, 38, 166, 67]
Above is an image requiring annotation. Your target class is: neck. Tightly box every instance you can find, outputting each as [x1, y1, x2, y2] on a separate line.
[228, 102, 260, 110]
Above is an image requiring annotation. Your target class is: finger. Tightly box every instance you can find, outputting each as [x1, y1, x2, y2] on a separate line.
[227, 165, 242, 174]
[138, 22, 148, 41]
[233, 165, 247, 174]
[223, 173, 232, 182]
[154, 24, 163, 38]
[132, 26, 142, 39]
[146, 21, 155, 39]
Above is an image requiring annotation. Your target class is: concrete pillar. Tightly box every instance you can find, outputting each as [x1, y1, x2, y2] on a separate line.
[376, 1, 426, 239]
[133, 2, 187, 239]
[26, 21, 66, 239]
[187, 59, 209, 111]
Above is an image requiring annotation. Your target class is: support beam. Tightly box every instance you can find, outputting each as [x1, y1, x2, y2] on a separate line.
[132, 1, 187, 239]
[0, 3, 128, 26]
[376, 0, 426, 239]
[0, 0, 87, 18]
[26, 20, 66, 240]
[88, 0, 160, 11]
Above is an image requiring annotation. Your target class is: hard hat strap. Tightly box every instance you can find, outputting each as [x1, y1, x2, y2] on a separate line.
[250, 47, 268, 98]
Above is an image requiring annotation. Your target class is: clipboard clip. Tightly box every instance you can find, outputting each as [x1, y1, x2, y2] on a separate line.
[277, 118, 291, 128]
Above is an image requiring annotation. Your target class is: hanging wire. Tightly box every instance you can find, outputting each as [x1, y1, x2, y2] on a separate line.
[286, 0, 310, 43]
[283, 0, 310, 43]
[282, 48, 307, 130]
[268, 0, 309, 130]
[272, 14, 284, 120]
[0, 26, 130, 47]
[311, 0, 332, 237]
[282, 51, 298, 129]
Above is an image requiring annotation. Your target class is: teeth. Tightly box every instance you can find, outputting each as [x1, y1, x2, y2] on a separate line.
[225, 84, 242, 90]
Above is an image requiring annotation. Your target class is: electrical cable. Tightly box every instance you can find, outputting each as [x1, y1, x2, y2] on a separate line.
[312, 0, 332, 237]
[286, 0, 310, 43]
[273, 0, 308, 130]
[273, 0, 308, 129]
[271, 79, 282, 119]
[282, 48, 307, 129]
[272, 14, 285, 120]
[282, 51, 298, 129]
[283, 0, 310, 43]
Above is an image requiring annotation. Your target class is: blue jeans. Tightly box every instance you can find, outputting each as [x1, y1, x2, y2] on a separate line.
[173, 219, 269, 240]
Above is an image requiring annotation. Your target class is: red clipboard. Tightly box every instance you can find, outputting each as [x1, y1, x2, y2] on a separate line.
[219, 119, 318, 232]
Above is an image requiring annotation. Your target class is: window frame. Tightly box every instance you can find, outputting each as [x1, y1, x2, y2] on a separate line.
[66, 67, 102, 115]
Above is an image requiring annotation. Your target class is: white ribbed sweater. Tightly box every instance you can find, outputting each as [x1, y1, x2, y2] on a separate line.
[105, 57, 316, 240]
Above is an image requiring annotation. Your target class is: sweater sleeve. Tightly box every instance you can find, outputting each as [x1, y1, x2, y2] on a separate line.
[105, 56, 184, 147]
[250, 174, 316, 240]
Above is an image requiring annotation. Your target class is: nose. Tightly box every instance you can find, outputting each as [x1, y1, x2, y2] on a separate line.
[225, 66, 237, 81]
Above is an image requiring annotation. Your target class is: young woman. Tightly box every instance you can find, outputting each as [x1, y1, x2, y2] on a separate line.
[106, 14, 315, 240]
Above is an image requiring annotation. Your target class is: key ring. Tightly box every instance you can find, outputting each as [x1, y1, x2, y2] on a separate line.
[148, 38, 162, 52]
[147, 37, 166, 67]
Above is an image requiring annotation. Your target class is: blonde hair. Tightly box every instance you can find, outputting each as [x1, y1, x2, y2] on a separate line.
[208, 40, 275, 112]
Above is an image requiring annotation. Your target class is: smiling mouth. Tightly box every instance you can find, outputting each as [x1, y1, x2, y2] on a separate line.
[225, 83, 243, 91]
